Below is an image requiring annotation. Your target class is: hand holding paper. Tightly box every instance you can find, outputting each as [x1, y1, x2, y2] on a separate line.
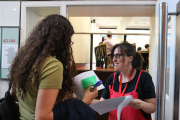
[90, 80, 103, 92]
[73, 70, 104, 100]
[82, 86, 98, 104]
[89, 95, 134, 120]
[127, 99, 142, 109]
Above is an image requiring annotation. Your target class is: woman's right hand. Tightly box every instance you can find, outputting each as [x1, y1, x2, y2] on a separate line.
[82, 86, 98, 105]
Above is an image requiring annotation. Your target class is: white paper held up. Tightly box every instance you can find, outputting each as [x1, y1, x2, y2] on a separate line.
[89, 95, 133, 120]
[117, 95, 134, 120]
[73, 70, 104, 100]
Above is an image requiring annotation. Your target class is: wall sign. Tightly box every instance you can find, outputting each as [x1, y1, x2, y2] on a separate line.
[1, 27, 19, 79]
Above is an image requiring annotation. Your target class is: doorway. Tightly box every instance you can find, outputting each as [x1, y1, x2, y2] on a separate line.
[21, 1, 179, 120]
[67, 4, 156, 120]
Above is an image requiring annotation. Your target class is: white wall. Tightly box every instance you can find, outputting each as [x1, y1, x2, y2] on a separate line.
[117, 17, 132, 43]
[0, 2, 2, 26]
[1, 2, 20, 26]
[117, 23, 123, 43]
[149, 12, 156, 120]
[92, 21, 99, 63]
[26, 8, 41, 39]
[0, 1, 20, 98]
[149, 12, 155, 85]
[69, 17, 91, 63]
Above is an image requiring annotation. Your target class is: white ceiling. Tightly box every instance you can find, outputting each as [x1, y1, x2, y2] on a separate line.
[68, 5, 155, 17]
[94, 17, 121, 28]
[28, 7, 60, 17]
[68, 5, 154, 29]
[94, 17, 150, 29]
[28, 5, 154, 30]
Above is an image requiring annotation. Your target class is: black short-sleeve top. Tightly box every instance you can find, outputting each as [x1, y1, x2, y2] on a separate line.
[101, 69, 156, 120]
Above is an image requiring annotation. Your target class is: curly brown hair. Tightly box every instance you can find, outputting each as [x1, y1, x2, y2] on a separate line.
[8, 14, 77, 100]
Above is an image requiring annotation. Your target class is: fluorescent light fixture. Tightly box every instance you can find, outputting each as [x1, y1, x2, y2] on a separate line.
[97, 22, 107, 24]
[129, 22, 136, 24]
[137, 22, 150, 24]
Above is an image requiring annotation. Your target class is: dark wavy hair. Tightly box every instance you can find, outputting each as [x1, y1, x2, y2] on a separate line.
[8, 14, 77, 100]
[111, 42, 144, 70]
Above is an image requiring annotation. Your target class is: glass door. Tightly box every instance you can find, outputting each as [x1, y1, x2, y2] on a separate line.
[174, 1, 180, 120]
[164, 16, 172, 120]
[157, 1, 180, 120]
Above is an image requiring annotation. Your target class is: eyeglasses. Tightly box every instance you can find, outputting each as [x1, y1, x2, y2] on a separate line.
[70, 41, 74, 46]
[113, 53, 130, 59]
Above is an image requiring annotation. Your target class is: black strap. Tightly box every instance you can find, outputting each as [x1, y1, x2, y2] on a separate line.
[0, 103, 9, 120]
[8, 83, 12, 92]
[0, 100, 14, 120]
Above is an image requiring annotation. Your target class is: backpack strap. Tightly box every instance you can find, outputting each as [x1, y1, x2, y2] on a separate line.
[8, 82, 12, 92]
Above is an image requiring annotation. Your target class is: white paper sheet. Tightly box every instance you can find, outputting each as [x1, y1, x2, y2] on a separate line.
[89, 95, 134, 120]
[117, 96, 134, 120]
[73, 70, 104, 100]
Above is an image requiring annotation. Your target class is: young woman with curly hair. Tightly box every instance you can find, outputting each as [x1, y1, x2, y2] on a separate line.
[8, 14, 98, 120]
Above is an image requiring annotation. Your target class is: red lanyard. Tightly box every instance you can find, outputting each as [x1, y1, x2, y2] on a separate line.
[118, 68, 134, 97]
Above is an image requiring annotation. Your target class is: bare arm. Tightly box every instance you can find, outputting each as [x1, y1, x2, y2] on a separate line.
[128, 98, 156, 114]
[35, 89, 59, 120]
[142, 98, 156, 113]
[90, 97, 105, 104]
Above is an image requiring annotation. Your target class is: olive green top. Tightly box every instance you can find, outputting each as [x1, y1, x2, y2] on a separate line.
[17, 56, 63, 120]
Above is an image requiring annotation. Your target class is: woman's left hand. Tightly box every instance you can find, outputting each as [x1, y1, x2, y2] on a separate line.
[127, 99, 142, 109]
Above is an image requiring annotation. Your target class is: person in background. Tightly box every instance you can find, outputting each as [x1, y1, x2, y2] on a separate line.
[103, 31, 115, 55]
[8, 14, 98, 120]
[142, 44, 149, 51]
[99, 36, 105, 45]
[137, 47, 142, 52]
[92, 42, 156, 120]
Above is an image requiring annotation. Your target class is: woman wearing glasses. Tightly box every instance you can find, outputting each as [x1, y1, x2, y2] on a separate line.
[100, 42, 156, 120]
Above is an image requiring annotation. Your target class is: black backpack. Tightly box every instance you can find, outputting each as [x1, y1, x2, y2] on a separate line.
[0, 85, 20, 120]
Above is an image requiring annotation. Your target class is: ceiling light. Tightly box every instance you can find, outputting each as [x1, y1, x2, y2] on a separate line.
[97, 22, 107, 24]
[129, 22, 136, 24]
[13, 9, 16, 11]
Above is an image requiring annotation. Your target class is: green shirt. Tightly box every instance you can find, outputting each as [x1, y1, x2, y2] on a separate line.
[17, 56, 63, 120]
